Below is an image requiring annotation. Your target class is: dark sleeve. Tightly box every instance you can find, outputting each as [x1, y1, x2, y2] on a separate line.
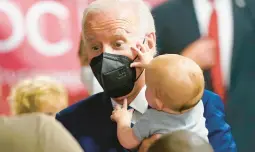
[202, 90, 237, 152]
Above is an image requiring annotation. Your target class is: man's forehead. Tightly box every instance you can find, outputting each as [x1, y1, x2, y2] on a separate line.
[83, 7, 138, 37]
[85, 28, 130, 39]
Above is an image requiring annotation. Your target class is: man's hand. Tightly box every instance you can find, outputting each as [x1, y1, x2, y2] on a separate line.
[130, 42, 154, 68]
[181, 37, 216, 70]
[110, 99, 133, 126]
[138, 134, 162, 152]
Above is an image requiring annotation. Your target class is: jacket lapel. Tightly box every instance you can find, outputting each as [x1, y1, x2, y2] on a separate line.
[102, 92, 127, 151]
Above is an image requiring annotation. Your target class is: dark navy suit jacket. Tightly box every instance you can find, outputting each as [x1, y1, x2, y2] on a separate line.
[56, 90, 236, 152]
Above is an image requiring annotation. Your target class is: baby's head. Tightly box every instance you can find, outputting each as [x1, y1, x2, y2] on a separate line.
[148, 130, 213, 152]
[145, 54, 204, 114]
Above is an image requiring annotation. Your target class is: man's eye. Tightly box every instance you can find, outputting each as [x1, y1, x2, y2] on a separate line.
[114, 42, 122, 47]
[91, 46, 100, 51]
[113, 41, 124, 48]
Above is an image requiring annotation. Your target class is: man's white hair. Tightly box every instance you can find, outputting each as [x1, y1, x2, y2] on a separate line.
[82, 0, 155, 39]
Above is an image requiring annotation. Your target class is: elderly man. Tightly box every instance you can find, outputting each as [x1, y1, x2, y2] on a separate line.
[56, 0, 236, 152]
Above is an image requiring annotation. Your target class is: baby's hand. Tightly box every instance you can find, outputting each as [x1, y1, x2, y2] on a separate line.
[110, 99, 133, 126]
[130, 42, 154, 68]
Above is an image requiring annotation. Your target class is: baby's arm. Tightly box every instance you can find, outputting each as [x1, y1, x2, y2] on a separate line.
[110, 99, 141, 149]
[116, 122, 141, 149]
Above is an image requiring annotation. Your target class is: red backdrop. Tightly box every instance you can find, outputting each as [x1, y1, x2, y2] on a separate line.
[0, 0, 166, 115]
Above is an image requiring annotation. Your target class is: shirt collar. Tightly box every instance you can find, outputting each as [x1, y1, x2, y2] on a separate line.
[111, 86, 148, 114]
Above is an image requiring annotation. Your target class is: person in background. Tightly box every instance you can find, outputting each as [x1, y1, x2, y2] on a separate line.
[78, 36, 103, 95]
[9, 76, 68, 116]
[56, 0, 236, 152]
[0, 113, 83, 152]
[152, 1, 255, 151]
[111, 54, 208, 150]
[148, 130, 213, 152]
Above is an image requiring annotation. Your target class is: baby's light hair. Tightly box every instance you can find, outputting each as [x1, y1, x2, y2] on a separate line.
[145, 54, 205, 113]
[9, 76, 68, 115]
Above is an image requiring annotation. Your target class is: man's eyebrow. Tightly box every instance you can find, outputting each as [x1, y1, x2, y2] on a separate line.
[112, 30, 131, 40]
[83, 28, 131, 41]
[84, 36, 96, 41]
[113, 33, 126, 39]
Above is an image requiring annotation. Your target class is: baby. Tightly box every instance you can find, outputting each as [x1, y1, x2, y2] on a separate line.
[111, 52, 208, 150]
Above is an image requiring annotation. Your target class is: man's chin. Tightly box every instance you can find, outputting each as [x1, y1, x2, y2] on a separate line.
[112, 95, 128, 103]
[111, 84, 140, 103]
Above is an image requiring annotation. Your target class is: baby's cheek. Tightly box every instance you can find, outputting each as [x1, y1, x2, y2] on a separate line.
[146, 95, 156, 108]
[145, 89, 154, 108]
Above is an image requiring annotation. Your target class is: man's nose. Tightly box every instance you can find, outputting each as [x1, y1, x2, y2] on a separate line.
[102, 45, 113, 53]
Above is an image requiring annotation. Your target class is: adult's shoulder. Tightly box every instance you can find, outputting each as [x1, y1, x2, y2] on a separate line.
[56, 92, 106, 122]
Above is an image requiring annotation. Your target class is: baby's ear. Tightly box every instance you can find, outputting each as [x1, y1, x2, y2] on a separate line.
[153, 88, 163, 110]
[155, 98, 164, 110]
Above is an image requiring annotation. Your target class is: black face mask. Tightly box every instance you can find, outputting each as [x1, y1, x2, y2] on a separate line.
[90, 53, 142, 98]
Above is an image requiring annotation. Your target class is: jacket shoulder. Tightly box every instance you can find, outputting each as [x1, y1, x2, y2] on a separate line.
[56, 92, 105, 122]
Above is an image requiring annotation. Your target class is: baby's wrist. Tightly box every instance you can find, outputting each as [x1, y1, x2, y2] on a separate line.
[118, 119, 131, 127]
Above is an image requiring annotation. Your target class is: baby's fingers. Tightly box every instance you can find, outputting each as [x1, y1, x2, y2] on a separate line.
[110, 114, 116, 121]
[115, 104, 121, 110]
[128, 109, 134, 114]
[130, 62, 144, 68]
[131, 46, 143, 58]
[136, 42, 147, 53]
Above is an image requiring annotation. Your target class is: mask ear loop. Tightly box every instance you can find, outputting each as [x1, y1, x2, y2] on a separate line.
[132, 38, 146, 81]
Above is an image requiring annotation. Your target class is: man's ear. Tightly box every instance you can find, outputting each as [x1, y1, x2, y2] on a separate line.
[78, 38, 89, 66]
[146, 32, 156, 50]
